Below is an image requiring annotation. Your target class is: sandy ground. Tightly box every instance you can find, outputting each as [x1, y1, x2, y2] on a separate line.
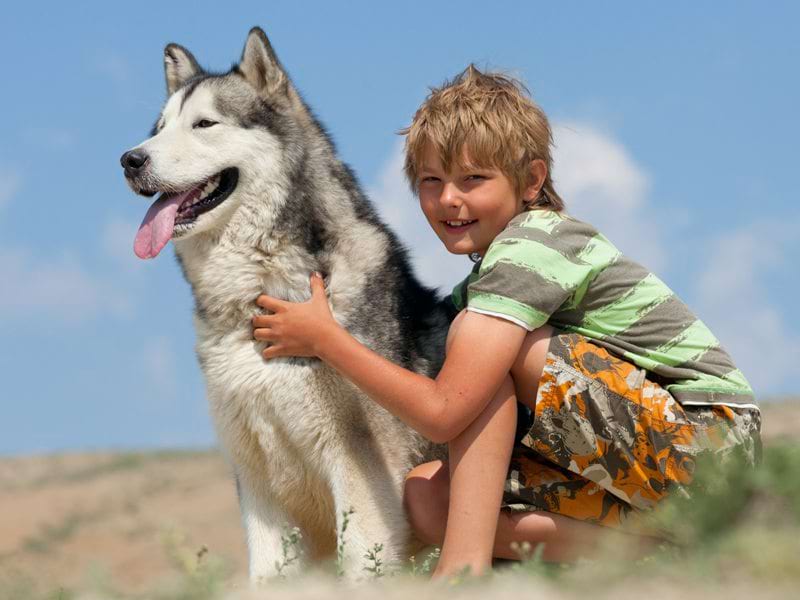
[0, 399, 797, 594]
[0, 450, 246, 592]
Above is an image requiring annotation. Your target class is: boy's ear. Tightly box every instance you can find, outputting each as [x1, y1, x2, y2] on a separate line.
[238, 27, 288, 96]
[164, 44, 203, 96]
[524, 159, 548, 200]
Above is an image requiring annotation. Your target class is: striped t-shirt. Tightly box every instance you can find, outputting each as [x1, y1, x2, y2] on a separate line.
[449, 210, 756, 408]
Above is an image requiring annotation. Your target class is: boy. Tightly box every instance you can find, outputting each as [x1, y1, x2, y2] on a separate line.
[251, 65, 761, 578]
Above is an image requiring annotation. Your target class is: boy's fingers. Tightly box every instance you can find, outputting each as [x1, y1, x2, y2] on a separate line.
[310, 272, 326, 298]
[251, 314, 275, 328]
[253, 327, 274, 341]
[256, 294, 284, 311]
[262, 345, 285, 359]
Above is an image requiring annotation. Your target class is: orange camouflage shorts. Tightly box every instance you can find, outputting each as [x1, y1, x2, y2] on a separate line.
[502, 331, 762, 529]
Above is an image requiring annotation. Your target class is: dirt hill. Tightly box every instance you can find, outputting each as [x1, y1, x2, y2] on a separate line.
[1, 400, 798, 597]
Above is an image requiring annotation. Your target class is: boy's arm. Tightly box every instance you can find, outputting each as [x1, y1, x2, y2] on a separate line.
[253, 274, 527, 444]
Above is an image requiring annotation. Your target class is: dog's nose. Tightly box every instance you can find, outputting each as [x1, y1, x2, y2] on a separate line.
[120, 150, 150, 175]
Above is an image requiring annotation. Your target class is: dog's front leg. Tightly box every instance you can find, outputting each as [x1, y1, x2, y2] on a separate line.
[330, 459, 411, 579]
[236, 471, 304, 584]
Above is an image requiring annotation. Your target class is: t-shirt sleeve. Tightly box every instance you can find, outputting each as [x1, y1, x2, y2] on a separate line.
[466, 224, 593, 330]
[448, 261, 482, 312]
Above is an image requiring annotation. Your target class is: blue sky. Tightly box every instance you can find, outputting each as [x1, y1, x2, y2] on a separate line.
[1, 1, 798, 455]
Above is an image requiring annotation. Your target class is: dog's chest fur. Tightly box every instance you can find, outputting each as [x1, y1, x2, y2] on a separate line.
[173, 233, 397, 477]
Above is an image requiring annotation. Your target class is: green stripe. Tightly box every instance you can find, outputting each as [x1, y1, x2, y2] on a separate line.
[687, 369, 752, 391]
[621, 350, 667, 373]
[721, 368, 752, 389]
[620, 350, 752, 394]
[652, 319, 720, 364]
[521, 210, 563, 234]
[581, 273, 674, 336]
[482, 238, 591, 291]
[667, 380, 754, 395]
[576, 233, 622, 268]
[569, 234, 622, 307]
[467, 290, 549, 330]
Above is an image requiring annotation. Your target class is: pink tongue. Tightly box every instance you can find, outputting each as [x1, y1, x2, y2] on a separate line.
[134, 189, 196, 259]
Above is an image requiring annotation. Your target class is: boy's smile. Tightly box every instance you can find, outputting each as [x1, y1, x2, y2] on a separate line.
[417, 145, 523, 258]
[443, 219, 477, 233]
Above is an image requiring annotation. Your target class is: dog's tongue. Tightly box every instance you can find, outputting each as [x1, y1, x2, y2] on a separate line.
[134, 189, 195, 259]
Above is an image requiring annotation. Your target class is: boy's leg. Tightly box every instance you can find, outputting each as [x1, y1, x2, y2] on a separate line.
[420, 314, 555, 576]
[433, 375, 517, 577]
[405, 319, 614, 569]
[406, 460, 614, 564]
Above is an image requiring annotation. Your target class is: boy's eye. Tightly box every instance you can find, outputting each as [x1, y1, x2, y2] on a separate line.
[420, 176, 440, 184]
[466, 174, 486, 181]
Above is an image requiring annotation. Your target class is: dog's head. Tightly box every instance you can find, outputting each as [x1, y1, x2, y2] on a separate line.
[121, 27, 305, 259]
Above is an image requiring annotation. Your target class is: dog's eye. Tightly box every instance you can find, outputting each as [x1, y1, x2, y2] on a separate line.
[193, 119, 218, 129]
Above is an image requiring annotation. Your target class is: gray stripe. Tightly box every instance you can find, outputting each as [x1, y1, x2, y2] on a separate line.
[672, 389, 756, 406]
[549, 309, 584, 329]
[613, 294, 696, 349]
[554, 255, 650, 325]
[676, 344, 739, 379]
[648, 362, 710, 381]
[550, 216, 599, 243]
[498, 224, 594, 262]
[469, 261, 571, 315]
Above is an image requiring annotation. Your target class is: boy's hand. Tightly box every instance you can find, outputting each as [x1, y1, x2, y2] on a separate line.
[252, 272, 338, 359]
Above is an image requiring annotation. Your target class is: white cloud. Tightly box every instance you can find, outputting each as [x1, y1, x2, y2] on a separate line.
[0, 168, 136, 324]
[692, 218, 800, 396]
[0, 247, 132, 324]
[551, 122, 666, 272]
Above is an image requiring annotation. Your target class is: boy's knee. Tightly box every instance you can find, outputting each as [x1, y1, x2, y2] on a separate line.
[403, 460, 449, 545]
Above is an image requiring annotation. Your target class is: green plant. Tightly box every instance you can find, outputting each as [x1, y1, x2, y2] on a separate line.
[335, 507, 355, 577]
[362, 543, 384, 578]
[274, 527, 304, 578]
[408, 547, 440, 576]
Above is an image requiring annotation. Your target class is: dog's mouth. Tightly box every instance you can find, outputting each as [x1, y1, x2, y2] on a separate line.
[134, 168, 239, 259]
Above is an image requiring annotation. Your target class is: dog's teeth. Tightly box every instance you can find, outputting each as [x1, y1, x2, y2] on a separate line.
[198, 177, 219, 201]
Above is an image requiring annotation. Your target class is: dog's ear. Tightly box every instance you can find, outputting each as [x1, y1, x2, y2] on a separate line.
[164, 44, 202, 96]
[238, 27, 288, 96]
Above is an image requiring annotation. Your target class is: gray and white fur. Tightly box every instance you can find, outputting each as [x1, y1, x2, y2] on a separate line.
[120, 27, 451, 581]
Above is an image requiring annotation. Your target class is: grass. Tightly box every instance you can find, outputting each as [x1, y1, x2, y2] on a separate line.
[2, 441, 799, 599]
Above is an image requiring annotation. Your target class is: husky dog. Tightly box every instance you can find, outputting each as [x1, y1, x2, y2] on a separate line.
[120, 27, 449, 580]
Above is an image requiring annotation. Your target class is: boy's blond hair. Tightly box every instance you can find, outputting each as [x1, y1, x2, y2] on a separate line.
[401, 64, 564, 212]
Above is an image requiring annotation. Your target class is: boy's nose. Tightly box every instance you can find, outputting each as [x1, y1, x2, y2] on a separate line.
[440, 182, 462, 207]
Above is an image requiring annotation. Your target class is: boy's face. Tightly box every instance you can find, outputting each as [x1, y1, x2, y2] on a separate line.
[417, 145, 523, 258]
